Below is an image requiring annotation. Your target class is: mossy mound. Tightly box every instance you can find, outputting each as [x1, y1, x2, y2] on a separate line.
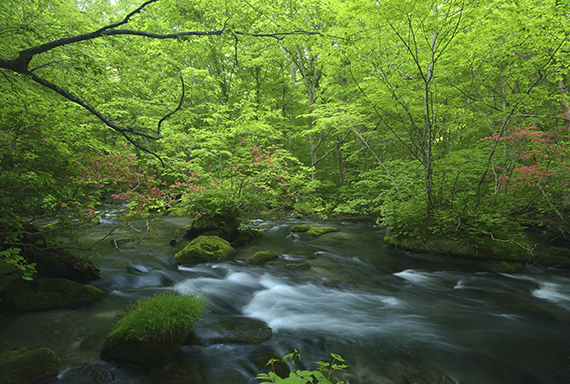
[174, 235, 236, 265]
[101, 292, 206, 368]
[249, 251, 279, 265]
[290, 224, 311, 232]
[232, 227, 263, 247]
[290, 225, 337, 237]
[3, 278, 108, 311]
[535, 246, 570, 268]
[145, 361, 203, 384]
[189, 213, 241, 242]
[385, 233, 533, 263]
[0, 346, 60, 384]
[57, 364, 114, 384]
[167, 208, 189, 217]
[306, 226, 337, 236]
[206, 317, 273, 344]
[285, 247, 316, 259]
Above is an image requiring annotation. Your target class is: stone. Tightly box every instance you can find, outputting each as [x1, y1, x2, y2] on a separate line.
[305, 226, 337, 236]
[290, 224, 311, 232]
[174, 236, 236, 265]
[249, 251, 279, 265]
[57, 364, 114, 384]
[0, 347, 60, 384]
[3, 278, 108, 311]
[205, 317, 273, 345]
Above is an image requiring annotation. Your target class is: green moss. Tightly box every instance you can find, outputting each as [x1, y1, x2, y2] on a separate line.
[167, 208, 188, 217]
[250, 251, 279, 265]
[290, 224, 311, 233]
[305, 226, 337, 236]
[4, 278, 108, 311]
[0, 347, 60, 384]
[535, 248, 570, 268]
[498, 262, 525, 273]
[232, 227, 263, 246]
[174, 235, 236, 265]
[174, 225, 192, 238]
[101, 292, 207, 367]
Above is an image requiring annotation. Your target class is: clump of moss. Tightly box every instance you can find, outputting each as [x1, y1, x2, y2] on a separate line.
[290, 224, 311, 233]
[174, 235, 236, 265]
[498, 262, 525, 273]
[305, 226, 337, 236]
[101, 291, 207, 367]
[250, 251, 279, 265]
[0, 347, 60, 384]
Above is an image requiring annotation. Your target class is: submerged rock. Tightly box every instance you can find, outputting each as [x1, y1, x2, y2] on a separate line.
[145, 361, 203, 384]
[58, 364, 114, 384]
[203, 317, 273, 345]
[0, 346, 60, 384]
[249, 251, 280, 265]
[265, 260, 311, 271]
[232, 227, 263, 247]
[174, 235, 236, 265]
[402, 364, 456, 384]
[3, 278, 108, 311]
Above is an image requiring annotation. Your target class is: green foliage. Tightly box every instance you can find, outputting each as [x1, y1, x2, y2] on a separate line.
[110, 291, 207, 342]
[257, 349, 350, 384]
[0, 248, 35, 281]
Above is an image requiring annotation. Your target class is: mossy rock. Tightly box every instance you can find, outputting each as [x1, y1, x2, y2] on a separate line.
[290, 224, 311, 233]
[174, 225, 193, 238]
[174, 235, 236, 265]
[232, 227, 263, 247]
[25, 249, 100, 284]
[145, 361, 203, 384]
[497, 262, 525, 273]
[0, 346, 60, 384]
[3, 278, 108, 311]
[305, 226, 337, 236]
[206, 317, 273, 344]
[535, 246, 570, 268]
[285, 247, 316, 259]
[100, 293, 205, 368]
[250, 251, 279, 265]
[265, 260, 311, 271]
[57, 364, 114, 384]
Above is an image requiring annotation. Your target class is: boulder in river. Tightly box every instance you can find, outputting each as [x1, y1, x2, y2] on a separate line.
[100, 292, 206, 368]
[201, 317, 273, 345]
[174, 235, 236, 265]
[3, 277, 108, 311]
[290, 224, 337, 237]
[0, 346, 60, 384]
[249, 251, 280, 265]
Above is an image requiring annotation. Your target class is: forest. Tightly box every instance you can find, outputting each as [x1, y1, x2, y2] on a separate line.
[1, 0, 570, 383]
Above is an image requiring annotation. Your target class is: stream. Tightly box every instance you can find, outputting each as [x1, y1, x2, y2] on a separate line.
[1, 216, 570, 383]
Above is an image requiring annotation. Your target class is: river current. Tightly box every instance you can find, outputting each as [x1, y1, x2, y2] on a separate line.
[1, 216, 569, 383]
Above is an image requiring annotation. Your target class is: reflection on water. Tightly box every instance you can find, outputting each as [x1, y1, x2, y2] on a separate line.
[1, 217, 569, 384]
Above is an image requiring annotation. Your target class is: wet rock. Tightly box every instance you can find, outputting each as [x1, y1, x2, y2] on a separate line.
[0, 346, 60, 384]
[174, 235, 236, 265]
[535, 246, 570, 268]
[26, 250, 100, 284]
[291, 224, 311, 232]
[249, 251, 280, 265]
[402, 364, 456, 384]
[285, 247, 317, 259]
[58, 364, 114, 384]
[232, 227, 263, 247]
[3, 278, 108, 311]
[496, 262, 525, 273]
[203, 317, 273, 345]
[145, 361, 203, 384]
[266, 260, 311, 271]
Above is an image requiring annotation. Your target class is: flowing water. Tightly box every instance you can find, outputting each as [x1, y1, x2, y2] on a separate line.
[1, 216, 570, 384]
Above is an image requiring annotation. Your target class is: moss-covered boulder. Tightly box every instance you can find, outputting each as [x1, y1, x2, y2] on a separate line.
[290, 224, 311, 233]
[174, 236, 236, 265]
[535, 246, 570, 268]
[0, 347, 60, 384]
[290, 225, 337, 237]
[249, 251, 279, 265]
[101, 292, 206, 368]
[3, 278, 108, 311]
[285, 247, 316, 259]
[306, 226, 337, 236]
[205, 317, 273, 345]
[232, 227, 263, 247]
[497, 262, 525, 273]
